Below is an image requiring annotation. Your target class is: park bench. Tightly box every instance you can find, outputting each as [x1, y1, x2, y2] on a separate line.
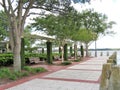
[29, 57, 41, 64]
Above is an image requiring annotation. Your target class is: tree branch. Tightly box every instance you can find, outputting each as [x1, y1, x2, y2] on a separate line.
[8, 0, 15, 16]
[27, 12, 46, 17]
[13, 6, 18, 13]
[21, 0, 35, 36]
[22, 0, 35, 21]
[2, 0, 8, 12]
[17, 0, 24, 36]
[0, 2, 3, 7]
[31, 5, 64, 13]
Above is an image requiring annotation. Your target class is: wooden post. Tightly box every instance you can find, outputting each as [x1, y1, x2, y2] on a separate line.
[100, 63, 112, 90]
[108, 66, 120, 90]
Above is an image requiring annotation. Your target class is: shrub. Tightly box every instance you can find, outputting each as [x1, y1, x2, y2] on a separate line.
[9, 74, 17, 80]
[14, 71, 23, 78]
[0, 66, 47, 81]
[0, 53, 61, 66]
[73, 59, 81, 62]
[0, 68, 11, 78]
[61, 61, 72, 65]
[23, 66, 32, 72]
[23, 66, 47, 73]
[0, 54, 13, 66]
[34, 67, 47, 73]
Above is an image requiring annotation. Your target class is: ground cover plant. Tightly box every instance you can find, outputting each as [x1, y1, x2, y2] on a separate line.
[0, 66, 47, 84]
[61, 61, 72, 65]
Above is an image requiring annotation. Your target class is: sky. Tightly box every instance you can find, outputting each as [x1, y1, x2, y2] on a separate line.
[73, 0, 120, 49]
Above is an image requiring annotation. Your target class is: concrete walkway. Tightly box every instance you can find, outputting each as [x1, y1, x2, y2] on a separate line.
[5, 56, 108, 90]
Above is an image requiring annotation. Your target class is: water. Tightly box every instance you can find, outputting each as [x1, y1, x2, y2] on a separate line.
[116, 51, 120, 64]
[89, 50, 120, 65]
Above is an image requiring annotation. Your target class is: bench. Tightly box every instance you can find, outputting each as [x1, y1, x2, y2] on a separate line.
[29, 57, 40, 64]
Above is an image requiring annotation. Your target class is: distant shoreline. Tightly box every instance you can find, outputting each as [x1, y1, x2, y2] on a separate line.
[89, 48, 120, 51]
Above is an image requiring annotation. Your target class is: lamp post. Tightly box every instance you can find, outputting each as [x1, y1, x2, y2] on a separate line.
[95, 40, 97, 57]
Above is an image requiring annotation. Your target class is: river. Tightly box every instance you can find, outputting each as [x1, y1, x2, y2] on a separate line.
[88, 50, 120, 64]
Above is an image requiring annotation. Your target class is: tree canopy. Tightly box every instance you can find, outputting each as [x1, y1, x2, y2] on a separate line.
[72, 28, 97, 44]
[31, 8, 80, 41]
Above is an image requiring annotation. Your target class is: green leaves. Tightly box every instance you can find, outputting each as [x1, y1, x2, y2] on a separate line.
[31, 8, 81, 41]
[72, 28, 97, 44]
[0, 11, 9, 41]
[31, 8, 115, 49]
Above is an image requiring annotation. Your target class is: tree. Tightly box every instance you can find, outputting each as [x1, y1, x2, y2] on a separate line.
[31, 8, 81, 62]
[0, 0, 92, 71]
[71, 9, 115, 57]
[81, 9, 115, 57]
[72, 28, 97, 57]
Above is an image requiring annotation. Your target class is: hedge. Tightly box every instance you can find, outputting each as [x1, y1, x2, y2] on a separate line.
[0, 53, 60, 66]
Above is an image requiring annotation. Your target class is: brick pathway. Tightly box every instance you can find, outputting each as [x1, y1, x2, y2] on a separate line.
[0, 56, 108, 90]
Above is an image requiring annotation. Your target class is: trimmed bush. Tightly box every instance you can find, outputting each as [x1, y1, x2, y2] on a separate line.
[0, 54, 13, 66]
[0, 53, 61, 66]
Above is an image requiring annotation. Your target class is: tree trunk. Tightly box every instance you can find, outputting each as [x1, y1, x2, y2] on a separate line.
[13, 36, 21, 71]
[85, 43, 89, 57]
[70, 46, 72, 57]
[42, 48, 44, 53]
[59, 46, 62, 58]
[61, 46, 64, 62]
[80, 45, 84, 57]
[10, 18, 22, 71]
[74, 43, 77, 60]
[21, 37, 25, 69]
[9, 27, 14, 52]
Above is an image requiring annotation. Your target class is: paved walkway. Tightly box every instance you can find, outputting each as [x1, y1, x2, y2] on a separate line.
[1, 56, 108, 90]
